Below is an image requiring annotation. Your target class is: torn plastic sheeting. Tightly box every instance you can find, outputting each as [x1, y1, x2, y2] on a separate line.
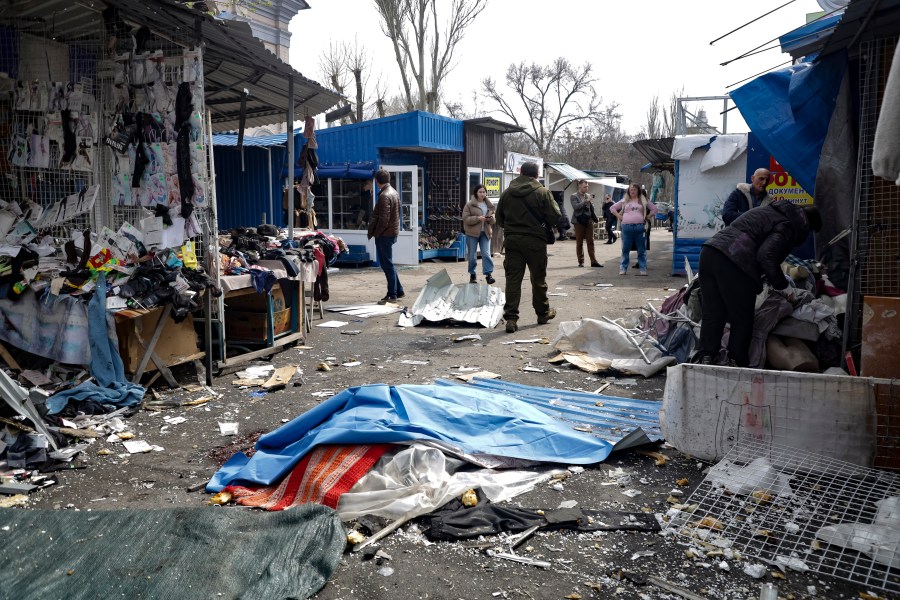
[398, 268, 504, 329]
[816, 496, 900, 570]
[336, 444, 552, 521]
[207, 383, 614, 492]
[553, 319, 676, 378]
[671, 134, 715, 160]
[438, 378, 661, 450]
[707, 457, 793, 497]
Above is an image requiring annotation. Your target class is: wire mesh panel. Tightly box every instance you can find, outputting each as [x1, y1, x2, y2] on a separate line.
[664, 438, 900, 594]
[845, 37, 900, 361]
[0, 31, 101, 241]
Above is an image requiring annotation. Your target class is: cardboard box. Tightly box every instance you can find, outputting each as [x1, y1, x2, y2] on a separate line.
[224, 286, 287, 313]
[861, 296, 900, 379]
[225, 308, 291, 342]
[116, 308, 199, 373]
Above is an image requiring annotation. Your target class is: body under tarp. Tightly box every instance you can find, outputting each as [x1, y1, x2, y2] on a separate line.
[208, 383, 616, 492]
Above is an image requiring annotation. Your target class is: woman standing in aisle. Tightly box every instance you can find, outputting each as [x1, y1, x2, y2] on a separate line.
[611, 183, 657, 275]
[462, 184, 496, 284]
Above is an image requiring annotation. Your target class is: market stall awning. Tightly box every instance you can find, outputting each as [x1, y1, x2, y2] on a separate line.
[5, 0, 342, 132]
[545, 162, 593, 182]
[632, 138, 675, 173]
[779, 12, 844, 59]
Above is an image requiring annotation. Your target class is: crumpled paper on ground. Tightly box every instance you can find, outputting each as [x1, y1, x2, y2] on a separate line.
[552, 319, 676, 378]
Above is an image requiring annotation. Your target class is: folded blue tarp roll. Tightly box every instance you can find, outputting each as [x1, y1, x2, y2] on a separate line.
[208, 383, 615, 492]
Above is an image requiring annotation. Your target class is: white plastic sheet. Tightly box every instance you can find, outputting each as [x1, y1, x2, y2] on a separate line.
[335, 444, 553, 521]
[552, 319, 675, 378]
[816, 496, 900, 570]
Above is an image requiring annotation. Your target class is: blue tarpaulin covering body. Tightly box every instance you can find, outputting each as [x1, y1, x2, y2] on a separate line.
[730, 50, 847, 195]
[208, 383, 616, 492]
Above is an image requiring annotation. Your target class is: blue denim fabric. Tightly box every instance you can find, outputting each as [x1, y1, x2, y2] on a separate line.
[466, 232, 494, 276]
[620, 223, 647, 273]
[375, 236, 403, 297]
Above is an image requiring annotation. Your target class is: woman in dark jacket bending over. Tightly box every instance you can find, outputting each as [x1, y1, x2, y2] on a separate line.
[698, 200, 822, 367]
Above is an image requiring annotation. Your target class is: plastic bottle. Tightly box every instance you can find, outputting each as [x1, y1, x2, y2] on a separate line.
[759, 582, 778, 600]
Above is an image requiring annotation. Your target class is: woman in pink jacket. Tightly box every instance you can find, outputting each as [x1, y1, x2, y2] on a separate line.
[610, 183, 657, 275]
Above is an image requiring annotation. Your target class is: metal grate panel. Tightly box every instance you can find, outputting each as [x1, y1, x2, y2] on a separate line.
[664, 438, 900, 594]
[845, 37, 900, 363]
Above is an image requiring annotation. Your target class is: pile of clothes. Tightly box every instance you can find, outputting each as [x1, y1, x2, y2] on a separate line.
[642, 254, 846, 372]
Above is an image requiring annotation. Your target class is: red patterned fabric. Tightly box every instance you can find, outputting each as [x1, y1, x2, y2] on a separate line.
[225, 444, 389, 511]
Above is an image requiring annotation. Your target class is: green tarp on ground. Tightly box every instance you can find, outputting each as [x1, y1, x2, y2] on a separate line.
[0, 504, 345, 600]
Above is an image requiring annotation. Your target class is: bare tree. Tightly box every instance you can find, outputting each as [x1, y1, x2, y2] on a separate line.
[374, 0, 487, 113]
[320, 39, 381, 124]
[481, 58, 604, 155]
[345, 38, 371, 123]
[643, 93, 662, 140]
[662, 87, 684, 138]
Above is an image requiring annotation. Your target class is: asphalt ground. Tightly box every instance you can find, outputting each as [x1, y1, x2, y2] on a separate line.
[20, 228, 872, 599]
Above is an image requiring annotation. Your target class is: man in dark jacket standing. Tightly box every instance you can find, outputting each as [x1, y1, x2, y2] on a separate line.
[602, 194, 617, 244]
[496, 162, 561, 333]
[721, 168, 772, 225]
[368, 169, 405, 304]
[698, 200, 822, 366]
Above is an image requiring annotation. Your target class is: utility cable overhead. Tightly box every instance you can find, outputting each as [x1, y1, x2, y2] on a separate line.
[726, 59, 793, 89]
[710, 0, 799, 46]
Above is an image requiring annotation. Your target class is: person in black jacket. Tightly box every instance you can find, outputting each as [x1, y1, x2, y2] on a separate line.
[721, 168, 772, 225]
[602, 194, 617, 244]
[698, 200, 822, 367]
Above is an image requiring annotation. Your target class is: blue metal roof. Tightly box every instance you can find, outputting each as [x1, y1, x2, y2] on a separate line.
[212, 131, 303, 148]
[779, 13, 844, 58]
[314, 111, 464, 164]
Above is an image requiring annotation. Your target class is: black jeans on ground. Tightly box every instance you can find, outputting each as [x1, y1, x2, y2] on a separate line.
[698, 246, 758, 366]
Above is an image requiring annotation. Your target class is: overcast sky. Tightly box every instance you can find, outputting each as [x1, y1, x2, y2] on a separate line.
[289, 0, 825, 135]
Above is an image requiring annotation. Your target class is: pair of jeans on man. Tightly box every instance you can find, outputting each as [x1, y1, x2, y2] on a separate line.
[375, 236, 403, 299]
[466, 232, 494, 278]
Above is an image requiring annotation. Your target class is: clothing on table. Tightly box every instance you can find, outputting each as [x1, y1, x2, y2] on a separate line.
[619, 223, 647, 273]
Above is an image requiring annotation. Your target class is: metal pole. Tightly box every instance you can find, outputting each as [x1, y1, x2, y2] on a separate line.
[286, 77, 295, 238]
[267, 146, 274, 226]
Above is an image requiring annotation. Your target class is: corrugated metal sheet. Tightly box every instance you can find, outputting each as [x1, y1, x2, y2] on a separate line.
[436, 378, 662, 450]
[314, 111, 464, 164]
[546, 162, 594, 181]
[212, 132, 302, 148]
[465, 126, 505, 170]
[214, 145, 288, 229]
[397, 269, 505, 329]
